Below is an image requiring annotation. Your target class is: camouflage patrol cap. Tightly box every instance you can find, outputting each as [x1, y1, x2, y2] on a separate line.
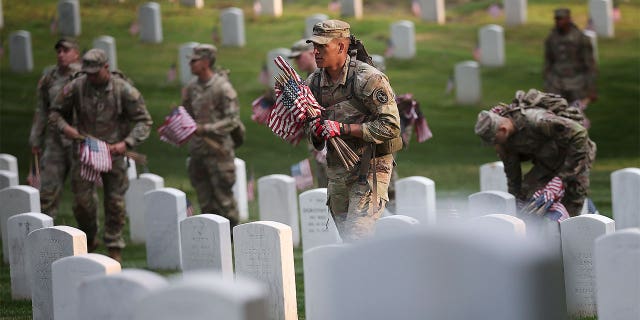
[54, 37, 79, 50]
[554, 8, 571, 19]
[188, 44, 218, 61]
[474, 111, 501, 145]
[289, 39, 314, 58]
[82, 48, 108, 73]
[307, 20, 351, 45]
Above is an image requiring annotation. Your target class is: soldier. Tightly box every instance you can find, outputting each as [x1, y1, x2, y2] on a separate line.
[28, 38, 81, 217]
[306, 20, 402, 241]
[50, 49, 153, 262]
[544, 8, 598, 106]
[182, 44, 243, 229]
[474, 101, 596, 217]
[289, 39, 329, 188]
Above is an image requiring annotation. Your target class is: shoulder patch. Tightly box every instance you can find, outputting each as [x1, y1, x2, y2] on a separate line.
[374, 88, 389, 104]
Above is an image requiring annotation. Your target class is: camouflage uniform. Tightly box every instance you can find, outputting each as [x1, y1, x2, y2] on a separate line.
[543, 23, 597, 102]
[29, 62, 80, 217]
[307, 55, 401, 241]
[50, 50, 152, 249]
[479, 108, 596, 216]
[183, 70, 240, 227]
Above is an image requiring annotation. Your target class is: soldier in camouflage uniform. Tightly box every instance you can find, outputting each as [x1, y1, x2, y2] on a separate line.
[474, 106, 596, 217]
[183, 44, 241, 228]
[544, 8, 597, 105]
[306, 20, 402, 241]
[50, 49, 152, 261]
[28, 38, 81, 217]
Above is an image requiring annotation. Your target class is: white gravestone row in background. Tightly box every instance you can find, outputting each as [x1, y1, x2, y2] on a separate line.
[179, 41, 199, 85]
[419, 0, 445, 24]
[181, 0, 204, 9]
[305, 14, 329, 38]
[478, 24, 505, 67]
[9, 30, 33, 73]
[260, 0, 282, 17]
[179, 214, 233, 280]
[58, 0, 81, 37]
[395, 176, 437, 225]
[0, 153, 19, 175]
[125, 173, 164, 244]
[479, 161, 508, 192]
[220, 7, 245, 47]
[1, 185, 40, 263]
[233, 221, 298, 320]
[504, 0, 527, 26]
[145, 188, 186, 270]
[0, 169, 18, 190]
[467, 190, 516, 218]
[7, 213, 53, 300]
[233, 157, 249, 222]
[341, 0, 363, 19]
[93, 35, 118, 71]
[454, 60, 481, 105]
[390, 20, 416, 60]
[299, 188, 341, 252]
[258, 174, 300, 247]
[139, 2, 163, 43]
[611, 167, 640, 230]
[589, 0, 614, 38]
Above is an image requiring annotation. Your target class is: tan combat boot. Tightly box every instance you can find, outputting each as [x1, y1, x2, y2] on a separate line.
[108, 248, 122, 263]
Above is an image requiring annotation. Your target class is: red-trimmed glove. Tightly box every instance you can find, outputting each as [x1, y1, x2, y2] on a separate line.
[315, 120, 342, 140]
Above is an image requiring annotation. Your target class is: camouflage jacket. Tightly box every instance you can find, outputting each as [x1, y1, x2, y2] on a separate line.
[50, 74, 152, 148]
[498, 108, 596, 196]
[182, 71, 240, 159]
[543, 23, 597, 97]
[306, 56, 401, 169]
[29, 63, 81, 148]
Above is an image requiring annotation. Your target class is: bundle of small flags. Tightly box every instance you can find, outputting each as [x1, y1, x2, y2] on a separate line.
[79, 137, 112, 184]
[396, 93, 433, 145]
[251, 95, 275, 125]
[521, 176, 570, 221]
[158, 106, 197, 146]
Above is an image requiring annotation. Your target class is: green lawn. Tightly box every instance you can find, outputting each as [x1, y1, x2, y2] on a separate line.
[0, 0, 638, 319]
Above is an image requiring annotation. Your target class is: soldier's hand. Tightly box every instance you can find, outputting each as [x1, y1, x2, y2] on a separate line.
[316, 120, 342, 140]
[62, 125, 82, 140]
[109, 141, 127, 155]
[31, 146, 41, 155]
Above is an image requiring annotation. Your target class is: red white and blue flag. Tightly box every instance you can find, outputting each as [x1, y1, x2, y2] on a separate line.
[158, 106, 197, 146]
[79, 137, 112, 185]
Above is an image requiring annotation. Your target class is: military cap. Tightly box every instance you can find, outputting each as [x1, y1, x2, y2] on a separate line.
[306, 19, 351, 45]
[289, 39, 314, 58]
[474, 110, 502, 145]
[554, 8, 571, 19]
[188, 44, 217, 61]
[54, 37, 79, 50]
[82, 48, 108, 73]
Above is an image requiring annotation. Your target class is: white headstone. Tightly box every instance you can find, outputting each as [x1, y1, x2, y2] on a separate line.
[371, 54, 386, 72]
[479, 161, 508, 192]
[9, 30, 33, 73]
[233, 221, 298, 320]
[181, 0, 203, 8]
[468, 190, 516, 218]
[305, 14, 329, 38]
[125, 173, 164, 244]
[479, 24, 505, 67]
[1, 185, 40, 263]
[454, 60, 481, 105]
[299, 188, 341, 251]
[303, 244, 350, 320]
[469, 214, 526, 237]
[257, 174, 300, 247]
[390, 20, 416, 60]
[0, 153, 18, 174]
[134, 271, 267, 320]
[0, 169, 18, 190]
[266, 48, 291, 89]
[395, 176, 437, 224]
[583, 30, 599, 63]
[260, 0, 282, 17]
[374, 215, 420, 238]
[233, 157, 249, 221]
[419, 0, 445, 24]
[220, 7, 245, 47]
[340, 0, 363, 19]
[504, 0, 527, 26]
[180, 214, 233, 279]
[611, 168, 640, 230]
[139, 2, 163, 43]
[26, 226, 87, 320]
[52, 254, 121, 320]
[560, 215, 615, 317]
[179, 41, 199, 85]
[7, 213, 53, 299]
[93, 35, 118, 71]
[589, 0, 614, 38]
[145, 188, 186, 270]
[594, 228, 640, 320]
[78, 269, 168, 320]
[58, 0, 81, 37]
[312, 228, 566, 319]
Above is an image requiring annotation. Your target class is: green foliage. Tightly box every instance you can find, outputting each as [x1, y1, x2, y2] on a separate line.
[1, 1, 638, 319]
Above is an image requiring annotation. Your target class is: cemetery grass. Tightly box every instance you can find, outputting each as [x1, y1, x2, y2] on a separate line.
[0, 0, 638, 318]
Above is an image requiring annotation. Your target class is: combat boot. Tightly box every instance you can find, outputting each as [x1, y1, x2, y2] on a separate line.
[108, 248, 122, 263]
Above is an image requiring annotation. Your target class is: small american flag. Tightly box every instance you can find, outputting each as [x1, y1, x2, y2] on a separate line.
[166, 64, 177, 83]
[251, 95, 274, 125]
[247, 172, 255, 202]
[79, 137, 112, 184]
[186, 198, 195, 217]
[158, 106, 197, 146]
[328, 1, 340, 12]
[50, 16, 58, 34]
[26, 154, 41, 190]
[129, 20, 140, 36]
[291, 158, 314, 190]
[411, 0, 421, 17]
[487, 3, 502, 18]
[473, 45, 481, 61]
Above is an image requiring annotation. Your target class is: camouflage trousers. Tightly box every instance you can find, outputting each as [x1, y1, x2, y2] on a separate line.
[71, 156, 128, 249]
[188, 154, 239, 228]
[327, 154, 394, 242]
[39, 133, 73, 217]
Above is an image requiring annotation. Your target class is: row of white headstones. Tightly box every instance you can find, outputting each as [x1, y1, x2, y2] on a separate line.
[1, 152, 639, 319]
